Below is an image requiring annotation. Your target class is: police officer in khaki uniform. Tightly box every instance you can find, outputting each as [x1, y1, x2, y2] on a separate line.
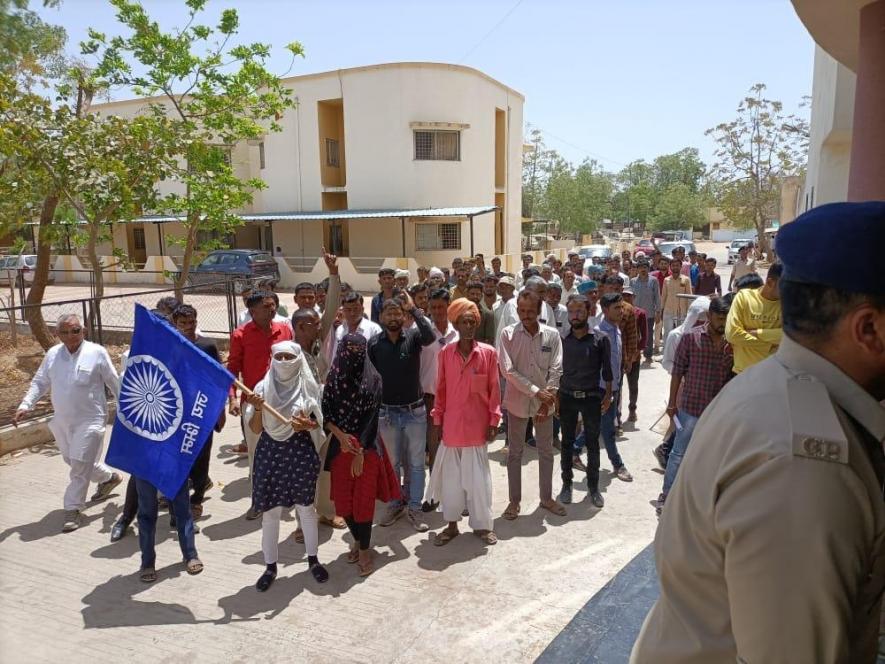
[632, 201, 885, 663]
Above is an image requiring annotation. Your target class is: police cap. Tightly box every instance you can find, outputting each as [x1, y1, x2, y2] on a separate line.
[778, 201, 885, 295]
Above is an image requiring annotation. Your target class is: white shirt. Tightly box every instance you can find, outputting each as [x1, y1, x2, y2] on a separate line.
[497, 322, 563, 418]
[325, 317, 382, 368]
[495, 297, 556, 343]
[420, 322, 459, 395]
[551, 303, 569, 338]
[20, 341, 119, 459]
[588, 302, 604, 330]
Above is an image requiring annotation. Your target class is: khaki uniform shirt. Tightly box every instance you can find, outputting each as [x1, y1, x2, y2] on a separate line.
[632, 335, 885, 664]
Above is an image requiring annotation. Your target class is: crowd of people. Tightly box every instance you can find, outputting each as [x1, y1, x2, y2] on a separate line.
[13, 239, 779, 590]
[10, 202, 885, 662]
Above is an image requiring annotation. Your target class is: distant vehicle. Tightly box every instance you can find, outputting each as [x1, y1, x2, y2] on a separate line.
[0, 254, 55, 287]
[186, 249, 280, 289]
[577, 245, 613, 261]
[727, 239, 755, 265]
[657, 241, 697, 258]
[633, 238, 655, 258]
[652, 230, 692, 242]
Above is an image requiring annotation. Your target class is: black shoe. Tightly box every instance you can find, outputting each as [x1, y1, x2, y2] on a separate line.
[309, 562, 329, 583]
[256, 569, 277, 592]
[589, 491, 605, 508]
[110, 519, 130, 542]
[422, 500, 439, 513]
[653, 445, 667, 470]
[557, 485, 572, 505]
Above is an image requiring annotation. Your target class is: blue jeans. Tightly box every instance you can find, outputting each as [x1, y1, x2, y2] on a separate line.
[599, 391, 624, 469]
[379, 403, 427, 510]
[662, 411, 700, 497]
[135, 477, 198, 570]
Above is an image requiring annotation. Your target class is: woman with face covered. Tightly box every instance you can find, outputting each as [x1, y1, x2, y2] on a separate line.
[322, 334, 400, 577]
[246, 341, 328, 591]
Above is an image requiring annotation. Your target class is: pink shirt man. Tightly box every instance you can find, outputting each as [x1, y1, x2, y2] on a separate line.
[431, 341, 502, 446]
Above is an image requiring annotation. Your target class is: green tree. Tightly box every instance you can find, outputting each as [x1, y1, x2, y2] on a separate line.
[653, 148, 705, 193]
[538, 158, 613, 236]
[0, 0, 71, 348]
[649, 183, 706, 231]
[706, 83, 808, 254]
[83, 0, 302, 296]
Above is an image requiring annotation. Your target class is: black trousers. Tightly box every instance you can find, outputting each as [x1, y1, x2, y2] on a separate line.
[626, 361, 640, 412]
[189, 434, 213, 505]
[559, 392, 602, 491]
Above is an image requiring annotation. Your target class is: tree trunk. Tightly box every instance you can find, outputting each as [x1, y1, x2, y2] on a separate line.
[174, 214, 200, 301]
[755, 212, 769, 259]
[24, 194, 59, 350]
[87, 222, 104, 299]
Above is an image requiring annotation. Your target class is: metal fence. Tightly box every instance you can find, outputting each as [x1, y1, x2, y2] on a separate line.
[0, 276, 244, 425]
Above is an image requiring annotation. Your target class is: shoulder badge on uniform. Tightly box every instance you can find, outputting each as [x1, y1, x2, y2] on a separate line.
[788, 376, 849, 465]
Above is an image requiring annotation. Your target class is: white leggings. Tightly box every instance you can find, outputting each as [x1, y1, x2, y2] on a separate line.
[261, 504, 318, 564]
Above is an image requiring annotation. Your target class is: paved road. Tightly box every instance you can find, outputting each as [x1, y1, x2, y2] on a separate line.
[0, 360, 672, 662]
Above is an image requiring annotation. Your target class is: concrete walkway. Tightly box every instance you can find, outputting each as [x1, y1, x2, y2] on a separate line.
[0, 360, 670, 664]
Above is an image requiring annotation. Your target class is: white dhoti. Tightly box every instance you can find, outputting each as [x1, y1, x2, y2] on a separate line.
[427, 442, 493, 531]
[48, 419, 114, 511]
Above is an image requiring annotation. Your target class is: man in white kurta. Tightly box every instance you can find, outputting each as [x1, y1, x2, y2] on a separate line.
[14, 316, 122, 532]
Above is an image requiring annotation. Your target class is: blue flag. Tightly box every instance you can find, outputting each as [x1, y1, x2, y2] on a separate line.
[106, 304, 234, 497]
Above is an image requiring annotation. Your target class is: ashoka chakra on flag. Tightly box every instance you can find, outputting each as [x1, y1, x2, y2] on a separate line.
[117, 354, 184, 442]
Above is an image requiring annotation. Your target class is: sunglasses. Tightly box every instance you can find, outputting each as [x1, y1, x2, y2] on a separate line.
[58, 327, 83, 335]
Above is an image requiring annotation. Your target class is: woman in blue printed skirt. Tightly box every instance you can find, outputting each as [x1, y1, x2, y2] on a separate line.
[246, 341, 328, 591]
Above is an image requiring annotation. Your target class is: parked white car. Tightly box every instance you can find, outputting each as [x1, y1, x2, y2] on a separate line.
[727, 239, 755, 265]
[0, 255, 55, 286]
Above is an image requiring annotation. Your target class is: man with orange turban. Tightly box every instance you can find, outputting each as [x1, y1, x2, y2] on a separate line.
[427, 299, 502, 545]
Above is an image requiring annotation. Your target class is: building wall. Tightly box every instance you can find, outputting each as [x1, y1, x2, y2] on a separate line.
[802, 46, 856, 210]
[90, 62, 524, 260]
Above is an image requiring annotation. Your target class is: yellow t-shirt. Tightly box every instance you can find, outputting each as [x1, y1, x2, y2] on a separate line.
[725, 287, 782, 373]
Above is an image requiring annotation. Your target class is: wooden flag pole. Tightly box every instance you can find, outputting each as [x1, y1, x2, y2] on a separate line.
[233, 379, 290, 425]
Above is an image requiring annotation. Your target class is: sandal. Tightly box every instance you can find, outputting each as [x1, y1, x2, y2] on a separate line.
[186, 558, 204, 575]
[475, 530, 498, 545]
[347, 544, 360, 564]
[293, 528, 304, 544]
[357, 551, 374, 577]
[433, 527, 459, 547]
[541, 500, 567, 516]
[502, 503, 520, 520]
[319, 515, 347, 529]
[140, 567, 157, 583]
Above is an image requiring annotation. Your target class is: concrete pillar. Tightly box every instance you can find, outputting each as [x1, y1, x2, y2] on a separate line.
[848, 0, 885, 201]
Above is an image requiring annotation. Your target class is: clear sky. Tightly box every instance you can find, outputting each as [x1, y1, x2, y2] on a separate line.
[38, 0, 815, 173]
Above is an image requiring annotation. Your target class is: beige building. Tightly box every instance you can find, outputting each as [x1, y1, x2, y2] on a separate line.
[89, 62, 525, 285]
[801, 46, 856, 209]
[793, 0, 885, 206]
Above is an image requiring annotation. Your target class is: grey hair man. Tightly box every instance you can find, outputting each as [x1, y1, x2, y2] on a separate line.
[13, 314, 122, 532]
[495, 276, 557, 341]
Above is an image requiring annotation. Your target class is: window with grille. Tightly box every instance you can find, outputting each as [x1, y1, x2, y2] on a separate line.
[132, 228, 146, 250]
[416, 223, 461, 251]
[325, 138, 340, 168]
[414, 130, 460, 161]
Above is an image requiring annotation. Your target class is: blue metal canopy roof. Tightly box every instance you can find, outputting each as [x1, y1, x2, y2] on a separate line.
[135, 206, 498, 223]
